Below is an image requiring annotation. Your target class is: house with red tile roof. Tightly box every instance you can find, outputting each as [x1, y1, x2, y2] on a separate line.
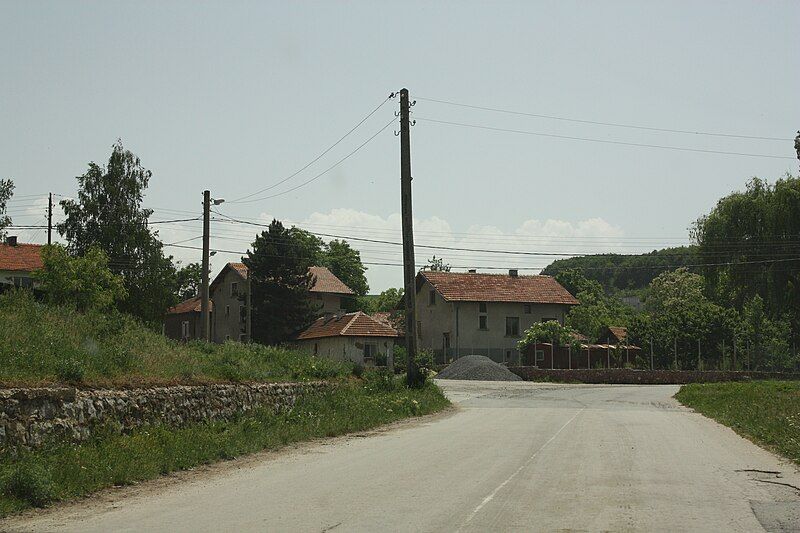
[0, 237, 43, 290]
[166, 262, 356, 344]
[164, 296, 213, 342]
[415, 269, 579, 365]
[308, 266, 354, 315]
[295, 311, 401, 365]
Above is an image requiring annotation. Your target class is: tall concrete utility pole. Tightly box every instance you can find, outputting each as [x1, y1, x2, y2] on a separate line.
[201, 190, 211, 342]
[399, 88, 422, 387]
[47, 193, 53, 245]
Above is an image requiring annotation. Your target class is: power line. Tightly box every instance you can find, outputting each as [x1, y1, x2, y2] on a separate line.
[415, 117, 795, 160]
[231, 117, 397, 204]
[415, 96, 793, 142]
[228, 94, 395, 203]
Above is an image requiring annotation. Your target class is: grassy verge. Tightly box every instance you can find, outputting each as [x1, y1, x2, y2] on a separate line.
[675, 381, 800, 464]
[0, 290, 351, 386]
[0, 377, 449, 517]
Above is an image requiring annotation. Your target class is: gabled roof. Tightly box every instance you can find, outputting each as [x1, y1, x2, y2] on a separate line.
[418, 271, 579, 305]
[166, 296, 212, 315]
[297, 312, 400, 340]
[210, 262, 248, 290]
[309, 266, 354, 295]
[0, 243, 43, 272]
[602, 326, 628, 343]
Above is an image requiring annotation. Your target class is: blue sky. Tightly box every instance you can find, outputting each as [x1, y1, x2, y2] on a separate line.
[2, 1, 798, 291]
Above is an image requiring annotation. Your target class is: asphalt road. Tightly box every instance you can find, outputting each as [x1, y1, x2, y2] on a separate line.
[6, 380, 800, 532]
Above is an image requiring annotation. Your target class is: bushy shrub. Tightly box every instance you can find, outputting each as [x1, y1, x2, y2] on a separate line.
[55, 358, 85, 383]
[4, 463, 54, 507]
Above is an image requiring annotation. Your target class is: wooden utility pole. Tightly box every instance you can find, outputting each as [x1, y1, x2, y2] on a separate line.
[201, 190, 211, 342]
[399, 88, 422, 387]
[650, 338, 654, 370]
[47, 193, 53, 245]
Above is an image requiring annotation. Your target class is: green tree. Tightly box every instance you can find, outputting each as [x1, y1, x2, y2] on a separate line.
[555, 269, 634, 340]
[373, 287, 404, 312]
[517, 320, 581, 353]
[0, 179, 13, 239]
[324, 239, 368, 296]
[692, 175, 800, 340]
[425, 255, 451, 272]
[34, 244, 126, 311]
[57, 141, 177, 325]
[243, 219, 316, 345]
[175, 262, 202, 300]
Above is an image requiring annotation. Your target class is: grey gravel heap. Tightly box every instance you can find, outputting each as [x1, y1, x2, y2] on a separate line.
[436, 355, 523, 381]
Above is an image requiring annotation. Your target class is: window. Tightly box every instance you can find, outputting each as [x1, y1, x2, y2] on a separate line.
[479, 302, 487, 313]
[314, 343, 319, 355]
[506, 350, 512, 362]
[417, 321, 422, 337]
[363, 344, 376, 361]
[231, 282, 238, 297]
[429, 290, 436, 306]
[225, 335, 230, 341]
[479, 315, 488, 330]
[181, 321, 190, 339]
[523, 304, 532, 314]
[535, 350, 545, 362]
[225, 305, 230, 317]
[506, 317, 520, 337]
[239, 304, 246, 324]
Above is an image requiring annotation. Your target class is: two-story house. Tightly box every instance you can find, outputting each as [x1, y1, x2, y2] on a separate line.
[210, 262, 250, 343]
[308, 266, 354, 315]
[415, 269, 579, 364]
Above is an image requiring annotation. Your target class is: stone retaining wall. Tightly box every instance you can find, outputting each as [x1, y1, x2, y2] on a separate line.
[508, 367, 800, 384]
[0, 381, 330, 453]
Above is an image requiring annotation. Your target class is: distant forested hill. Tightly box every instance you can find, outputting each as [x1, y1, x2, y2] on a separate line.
[541, 246, 699, 294]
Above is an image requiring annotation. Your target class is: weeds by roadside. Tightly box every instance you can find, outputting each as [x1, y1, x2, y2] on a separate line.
[675, 381, 800, 464]
[0, 379, 449, 517]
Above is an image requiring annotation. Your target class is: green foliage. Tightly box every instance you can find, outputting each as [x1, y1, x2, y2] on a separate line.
[0, 178, 13, 239]
[676, 381, 800, 464]
[175, 262, 202, 300]
[33, 244, 126, 312]
[542, 247, 699, 293]
[244, 220, 317, 345]
[3, 463, 54, 508]
[391, 346, 434, 374]
[0, 290, 351, 386]
[425, 255, 451, 272]
[57, 141, 178, 325]
[555, 269, 634, 340]
[0, 382, 449, 516]
[692, 175, 800, 339]
[517, 321, 580, 352]
[324, 239, 369, 298]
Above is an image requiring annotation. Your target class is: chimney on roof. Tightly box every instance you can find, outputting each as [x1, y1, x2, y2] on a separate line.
[509, 269, 519, 277]
[6, 236, 17, 247]
[468, 269, 477, 274]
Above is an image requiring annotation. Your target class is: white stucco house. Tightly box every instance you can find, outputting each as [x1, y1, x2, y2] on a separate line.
[295, 311, 400, 365]
[415, 269, 580, 365]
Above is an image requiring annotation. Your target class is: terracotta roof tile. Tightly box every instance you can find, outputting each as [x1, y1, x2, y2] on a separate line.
[606, 326, 628, 342]
[210, 262, 248, 289]
[419, 271, 579, 305]
[0, 243, 43, 272]
[166, 296, 212, 314]
[308, 266, 354, 295]
[297, 312, 400, 340]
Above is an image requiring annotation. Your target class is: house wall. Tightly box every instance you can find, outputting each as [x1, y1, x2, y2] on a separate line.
[296, 336, 396, 366]
[415, 278, 572, 365]
[164, 312, 202, 342]
[309, 292, 345, 316]
[0, 270, 36, 289]
[211, 270, 248, 343]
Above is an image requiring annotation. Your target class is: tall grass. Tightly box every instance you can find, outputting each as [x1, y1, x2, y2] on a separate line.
[0, 290, 351, 386]
[676, 381, 800, 463]
[0, 380, 450, 517]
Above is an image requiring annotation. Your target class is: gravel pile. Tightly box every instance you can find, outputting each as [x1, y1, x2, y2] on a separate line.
[436, 355, 523, 382]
